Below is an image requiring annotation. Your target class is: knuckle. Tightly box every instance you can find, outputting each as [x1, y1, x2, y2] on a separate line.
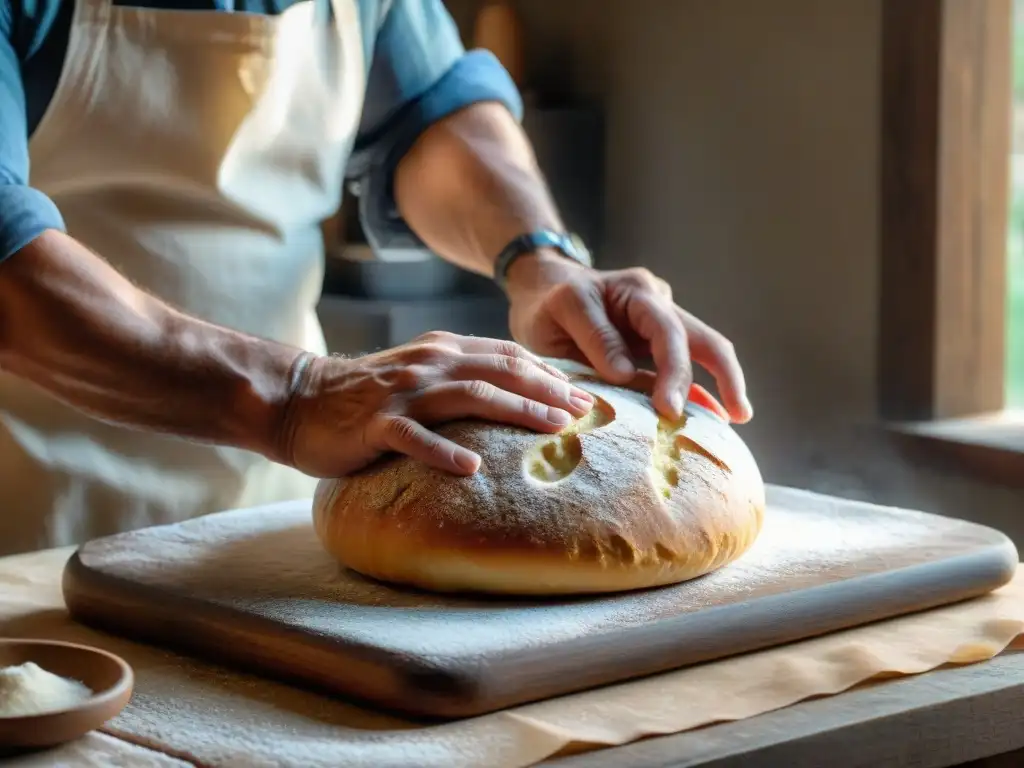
[625, 267, 657, 289]
[385, 416, 419, 443]
[504, 355, 533, 380]
[415, 330, 452, 344]
[494, 339, 527, 359]
[544, 375, 565, 402]
[394, 365, 427, 391]
[414, 429, 443, 455]
[465, 379, 496, 402]
[408, 342, 449, 366]
[487, 352, 527, 380]
[711, 332, 736, 356]
[587, 324, 622, 353]
[520, 397, 545, 420]
[634, 291, 662, 315]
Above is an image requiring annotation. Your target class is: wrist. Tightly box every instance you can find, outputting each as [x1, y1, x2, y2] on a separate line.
[268, 349, 321, 467]
[169, 311, 316, 462]
[503, 247, 589, 296]
[132, 319, 316, 465]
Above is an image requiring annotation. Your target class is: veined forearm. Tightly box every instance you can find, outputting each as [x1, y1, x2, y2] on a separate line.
[393, 101, 565, 276]
[0, 230, 303, 459]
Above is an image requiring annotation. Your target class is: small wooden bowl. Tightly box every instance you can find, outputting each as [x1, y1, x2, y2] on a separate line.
[0, 639, 133, 751]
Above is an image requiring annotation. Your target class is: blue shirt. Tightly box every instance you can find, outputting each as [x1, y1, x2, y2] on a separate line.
[0, 0, 522, 260]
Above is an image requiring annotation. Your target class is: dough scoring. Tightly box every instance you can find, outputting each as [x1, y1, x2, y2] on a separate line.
[312, 360, 766, 596]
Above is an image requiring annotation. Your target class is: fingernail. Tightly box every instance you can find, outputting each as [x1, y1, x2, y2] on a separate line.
[670, 391, 685, 417]
[548, 407, 573, 426]
[611, 356, 634, 376]
[742, 395, 754, 419]
[571, 387, 594, 402]
[569, 396, 593, 414]
[455, 451, 480, 473]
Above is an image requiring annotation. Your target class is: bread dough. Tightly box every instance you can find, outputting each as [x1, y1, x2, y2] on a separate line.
[313, 360, 766, 595]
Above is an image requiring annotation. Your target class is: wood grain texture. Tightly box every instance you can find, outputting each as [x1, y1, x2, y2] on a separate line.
[893, 412, 1024, 489]
[61, 486, 1017, 719]
[879, 0, 1012, 421]
[545, 651, 1024, 768]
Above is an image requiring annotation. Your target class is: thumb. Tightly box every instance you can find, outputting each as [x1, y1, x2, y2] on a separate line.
[551, 282, 635, 383]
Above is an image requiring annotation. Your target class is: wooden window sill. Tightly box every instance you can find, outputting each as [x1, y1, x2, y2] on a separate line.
[889, 410, 1024, 489]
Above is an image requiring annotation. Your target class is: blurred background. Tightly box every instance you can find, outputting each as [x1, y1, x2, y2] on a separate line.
[320, 0, 1024, 544]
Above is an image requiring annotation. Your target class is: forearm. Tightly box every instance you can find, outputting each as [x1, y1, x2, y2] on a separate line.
[393, 101, 565, 277]
[0, 230, 304, 459]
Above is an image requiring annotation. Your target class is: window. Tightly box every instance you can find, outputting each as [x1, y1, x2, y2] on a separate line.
[1008, 0, 1024, 407]
[879, 0, 1024, 487]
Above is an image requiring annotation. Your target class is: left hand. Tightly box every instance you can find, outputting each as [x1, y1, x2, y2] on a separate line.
[505, 251, 753, 424]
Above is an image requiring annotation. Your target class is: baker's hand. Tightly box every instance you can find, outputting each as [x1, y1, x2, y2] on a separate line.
[505, 251, 753, 423]
[279, 332, 595, 478]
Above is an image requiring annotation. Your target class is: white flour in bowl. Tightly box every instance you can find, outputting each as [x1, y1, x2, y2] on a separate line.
[0, 662, 92, 717]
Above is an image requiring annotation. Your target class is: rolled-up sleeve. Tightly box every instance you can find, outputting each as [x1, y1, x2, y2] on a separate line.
[348, 0, 523, 251]
[0, 5, 64, 262]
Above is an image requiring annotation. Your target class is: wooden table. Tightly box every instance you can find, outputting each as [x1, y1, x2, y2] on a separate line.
[5, 548, 1024, 768]
[12, 653, 1024, 767]
[547, 652, 1024, 768]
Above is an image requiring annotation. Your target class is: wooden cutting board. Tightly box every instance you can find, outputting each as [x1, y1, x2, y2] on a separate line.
[61, 486, 1017, 719]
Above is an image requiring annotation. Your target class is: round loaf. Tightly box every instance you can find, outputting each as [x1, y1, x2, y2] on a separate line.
[312, 361, 766, 596]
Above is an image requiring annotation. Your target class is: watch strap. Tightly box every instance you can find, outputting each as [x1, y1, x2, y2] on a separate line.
[493, 231, 590, 291]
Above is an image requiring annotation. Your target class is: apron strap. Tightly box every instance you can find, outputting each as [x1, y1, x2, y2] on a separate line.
[312, 0, 349, 92]
[73, 0, 115, 30]
[314, 0, 334, 24]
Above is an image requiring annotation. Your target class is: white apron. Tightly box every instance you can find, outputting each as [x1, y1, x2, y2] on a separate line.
[0, 0, 366, 555]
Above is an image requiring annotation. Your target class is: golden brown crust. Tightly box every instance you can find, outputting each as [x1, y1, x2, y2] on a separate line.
[312, 361, 766, 595]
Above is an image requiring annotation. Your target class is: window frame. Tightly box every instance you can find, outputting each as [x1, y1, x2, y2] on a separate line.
[879, 0, 1024, 487]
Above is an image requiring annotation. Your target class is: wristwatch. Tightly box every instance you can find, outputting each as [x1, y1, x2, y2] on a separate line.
[493, 230, 592, 292]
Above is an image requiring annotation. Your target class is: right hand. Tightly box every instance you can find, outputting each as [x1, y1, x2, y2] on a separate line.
[279, 331, 596, 478]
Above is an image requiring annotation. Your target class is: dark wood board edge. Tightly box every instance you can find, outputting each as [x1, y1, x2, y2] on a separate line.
[60, 553, 464, 722]
[543, 652, 1024, 768]
[61, 537, 1018, 720]
[471, 542, 1019, 710]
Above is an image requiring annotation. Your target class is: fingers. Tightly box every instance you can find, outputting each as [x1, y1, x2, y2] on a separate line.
[371, 373, 583, 476]
[549, 283, 636, 384]
[409, 380, 574, 433]
[678, 309, 752, 423]
[452, 354, 594, 418]
[357, 333, 600, 476]
[419, 331, 572, 383]
[370, 415, 481, 476]
[407, 333, 594, 418]
[621, 368, 659, 397]
[625, 295, 692, 420]
[480, 341, 570, 384]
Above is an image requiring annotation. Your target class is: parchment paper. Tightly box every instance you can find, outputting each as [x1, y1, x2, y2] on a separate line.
[2, 547, 1023, 768]
[3, 732, 191, 768]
